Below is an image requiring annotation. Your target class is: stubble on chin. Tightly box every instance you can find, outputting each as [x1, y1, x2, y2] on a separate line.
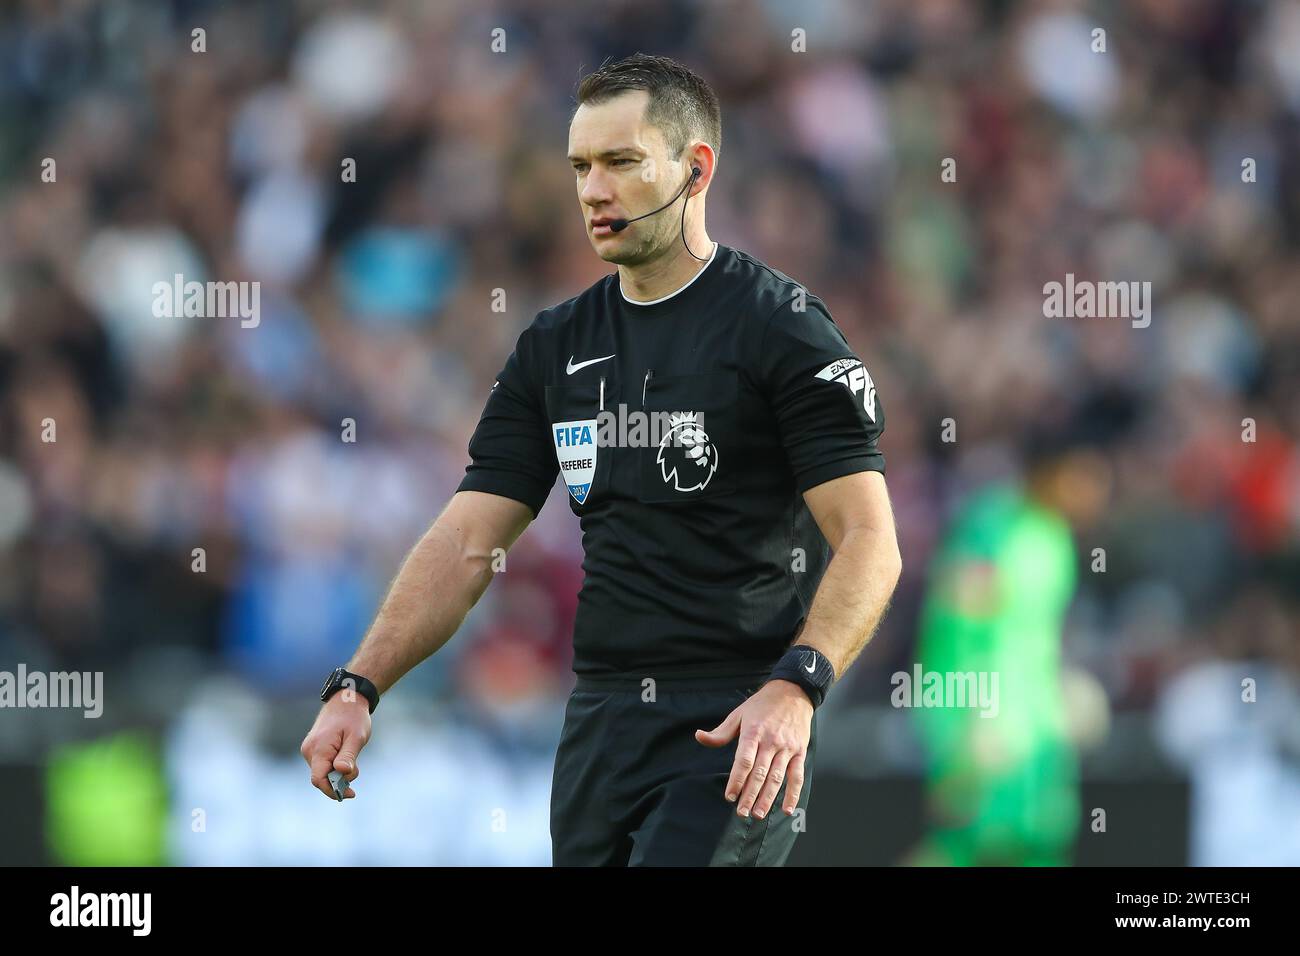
[596, 231, 668, 267]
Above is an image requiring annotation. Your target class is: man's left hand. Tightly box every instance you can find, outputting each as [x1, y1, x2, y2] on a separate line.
[695, 679, 813, 819]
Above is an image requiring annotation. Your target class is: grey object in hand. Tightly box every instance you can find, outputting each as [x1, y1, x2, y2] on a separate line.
[327, 770, 346, 801]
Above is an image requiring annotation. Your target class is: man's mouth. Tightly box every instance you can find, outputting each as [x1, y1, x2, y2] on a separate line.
[590, 217, 619, 237]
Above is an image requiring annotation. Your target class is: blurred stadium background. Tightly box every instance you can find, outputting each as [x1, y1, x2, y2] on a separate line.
[1, 0, 1297, 866]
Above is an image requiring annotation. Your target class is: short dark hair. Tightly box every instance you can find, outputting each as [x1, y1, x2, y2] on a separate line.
[575, 54, 721, 160]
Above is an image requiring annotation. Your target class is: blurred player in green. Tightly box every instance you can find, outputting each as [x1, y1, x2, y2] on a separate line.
[909, 433, 1112, 866]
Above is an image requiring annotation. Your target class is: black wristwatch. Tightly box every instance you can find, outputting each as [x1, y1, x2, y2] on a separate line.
[765, 645, 836, 709]
[320, 666, 380, 715]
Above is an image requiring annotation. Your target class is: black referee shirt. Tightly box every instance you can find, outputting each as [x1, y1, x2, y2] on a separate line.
[457, 243, 885, 676]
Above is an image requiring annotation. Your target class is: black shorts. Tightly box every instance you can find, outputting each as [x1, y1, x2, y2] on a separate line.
[550, 669, 818, 866]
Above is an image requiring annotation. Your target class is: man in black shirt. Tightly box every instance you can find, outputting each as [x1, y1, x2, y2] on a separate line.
[302, 54, 901, 866]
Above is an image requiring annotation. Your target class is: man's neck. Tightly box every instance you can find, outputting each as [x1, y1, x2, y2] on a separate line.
[618, 233, 716, 303]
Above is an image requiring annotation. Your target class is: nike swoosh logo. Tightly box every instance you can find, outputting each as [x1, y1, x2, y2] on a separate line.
[804, 653, 817, 674]
[567, 354, 615, 375]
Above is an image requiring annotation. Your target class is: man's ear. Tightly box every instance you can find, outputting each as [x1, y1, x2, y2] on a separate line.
[685, 144, 716, 193]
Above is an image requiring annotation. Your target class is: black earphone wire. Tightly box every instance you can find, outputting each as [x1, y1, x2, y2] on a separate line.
[680, 168, 707, 261]
[611, 165, 708, 261]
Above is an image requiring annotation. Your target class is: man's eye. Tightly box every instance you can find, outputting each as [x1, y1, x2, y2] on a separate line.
[573, 165, 588, 174]
[612, 158, 635, 167]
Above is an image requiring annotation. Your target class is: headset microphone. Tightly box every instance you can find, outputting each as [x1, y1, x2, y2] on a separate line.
[608, 167, 698, 232]
[607, 166, 708, 260]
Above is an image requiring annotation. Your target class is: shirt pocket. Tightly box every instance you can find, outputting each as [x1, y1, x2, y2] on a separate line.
[636, 370, 739, 504]
[545, 378, 614, 509]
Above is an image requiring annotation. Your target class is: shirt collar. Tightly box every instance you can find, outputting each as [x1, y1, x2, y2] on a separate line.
[618, 242, 720, 306]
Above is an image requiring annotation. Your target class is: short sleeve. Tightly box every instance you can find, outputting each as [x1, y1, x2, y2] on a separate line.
[456, 325, 558, 517]
[759, 296, 885, 493]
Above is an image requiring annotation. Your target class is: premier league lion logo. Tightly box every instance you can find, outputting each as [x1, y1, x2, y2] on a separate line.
[656, 411, 718, 493]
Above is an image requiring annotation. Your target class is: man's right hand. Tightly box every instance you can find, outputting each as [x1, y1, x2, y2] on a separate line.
[300, 695, 372, 800]
[294, 491, 535, 802]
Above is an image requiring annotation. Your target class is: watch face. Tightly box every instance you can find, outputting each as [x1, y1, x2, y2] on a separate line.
[320, 667, 343, 699]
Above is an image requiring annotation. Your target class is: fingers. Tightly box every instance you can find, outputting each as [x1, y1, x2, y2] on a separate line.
[302, 728, 362, 800]
[733, 741, 776, 818]
[724, 727, 759, 803]
[334, 732, 362, 783]
[781, 751, 806, 815]
[308, 749, 359, 799]
[751, 748, 793, 820]
[301, 703, 371, 800]
[301, 725, 341, 799]
[712, 688, 813, 818]
[307, 752, 338, 799]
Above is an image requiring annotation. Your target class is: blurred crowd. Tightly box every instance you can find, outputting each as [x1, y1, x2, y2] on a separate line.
[1, 0, 1297, 864]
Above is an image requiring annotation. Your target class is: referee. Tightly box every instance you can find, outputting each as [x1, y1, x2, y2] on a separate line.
[301, 54, 902, 866]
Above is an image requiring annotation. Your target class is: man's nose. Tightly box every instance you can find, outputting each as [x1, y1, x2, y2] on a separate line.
[580, 167, 615, 207]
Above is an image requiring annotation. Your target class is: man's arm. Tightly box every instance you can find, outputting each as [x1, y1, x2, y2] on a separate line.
[695, 294, 896, 820]
[300, 490, 534, 800]
[347, 490, 535, 694]
[793, 469, 902, 679]
[696, 471, 900, 820]
[303, 311, 558, 800]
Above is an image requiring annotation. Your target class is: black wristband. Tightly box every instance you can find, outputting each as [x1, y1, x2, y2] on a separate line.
[320, 666, 380, 715]
[766, 645, 835, 709]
